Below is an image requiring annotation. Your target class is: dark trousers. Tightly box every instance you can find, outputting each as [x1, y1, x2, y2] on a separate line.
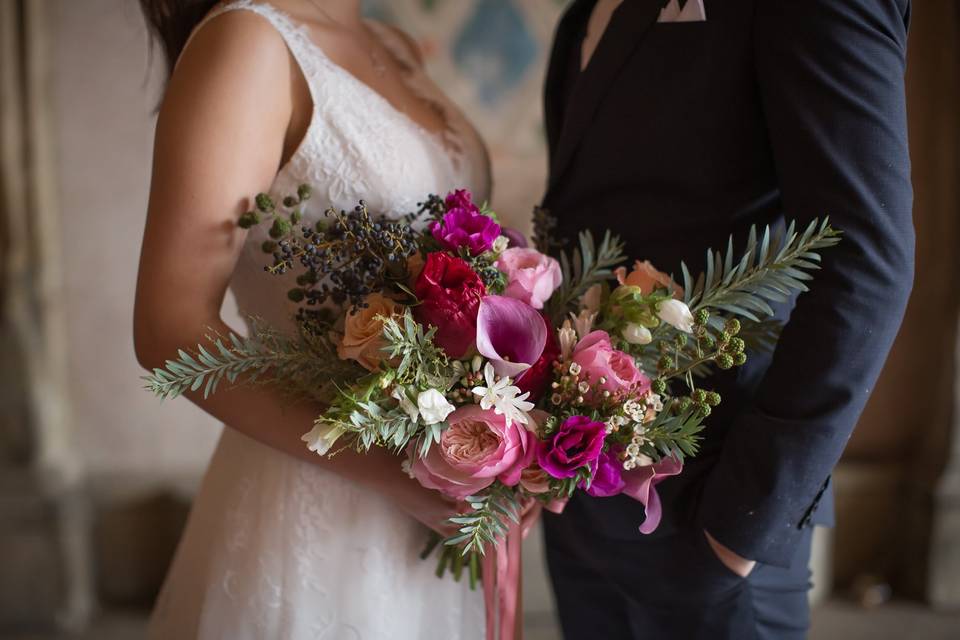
[543, 507, 814, 640]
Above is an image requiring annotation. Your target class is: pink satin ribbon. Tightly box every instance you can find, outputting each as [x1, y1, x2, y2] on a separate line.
[479, 457, 683, 639]
[482, 502, 542, 639]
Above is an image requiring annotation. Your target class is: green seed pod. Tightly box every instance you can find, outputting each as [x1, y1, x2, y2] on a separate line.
[733, 352, 747, 366]
[261, 240, 277, 253]
[692, 388, 707, 403]
[269, 217, 292, 239]
[702, 335, 717, 350]
[725, 318, 741, 335]
[657, 355, 673, 371]
[716, 353, 735, 369]
[697, 403, 712, 418]
[238, 211, 260, 229]
[695, 308, 710, 325]
[287, 288, 305, 302]
[719, 331, 731, 344]
[674, 333, 688, 347]
[728, 337, 745, 353]
[652, 378, 667, 395]
[706, 391, 722, 406]
[297, 184, 312, 201]
[282, 196, 298, 208]
[290, 210, 302, 224]
[255, 193, 275, 213]
[314, 220, 326, 232]
[676, 397, 693, 413]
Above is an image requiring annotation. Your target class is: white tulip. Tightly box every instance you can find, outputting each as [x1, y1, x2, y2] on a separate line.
[657, 299, 695, 333]
[417, 389, 456, 425]
[301, 422, 347, 456]
[622, 323, 653, 345]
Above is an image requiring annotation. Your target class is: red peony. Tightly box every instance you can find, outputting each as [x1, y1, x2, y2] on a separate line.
[413, 252, 486, 358]
[514, 314, 559, 402]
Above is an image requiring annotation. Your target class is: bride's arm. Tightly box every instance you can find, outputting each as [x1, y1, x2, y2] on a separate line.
[134, 11, 451, 531]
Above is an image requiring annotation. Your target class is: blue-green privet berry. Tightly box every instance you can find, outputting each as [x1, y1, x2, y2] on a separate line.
[287, 288, 305, 302]
[269, 218, 292, 239]
[255, 193, 275, 213]
[238, 211, 260, 228]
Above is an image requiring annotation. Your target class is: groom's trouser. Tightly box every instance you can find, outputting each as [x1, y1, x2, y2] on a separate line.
[543, 498, 814, 640]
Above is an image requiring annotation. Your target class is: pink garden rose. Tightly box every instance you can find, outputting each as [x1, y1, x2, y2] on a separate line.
[496, 248, 562, 310]
[572, 331, 651, 395]
[410, 405, 533, 500]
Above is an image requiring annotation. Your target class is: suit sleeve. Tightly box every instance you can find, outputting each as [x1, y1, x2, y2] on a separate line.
[695, 0, 915, 567]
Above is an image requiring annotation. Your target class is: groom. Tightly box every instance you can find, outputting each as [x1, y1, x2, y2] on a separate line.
[539, 0, 914, 638]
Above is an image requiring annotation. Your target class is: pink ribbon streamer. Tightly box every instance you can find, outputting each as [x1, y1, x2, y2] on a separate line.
[482, 518, 521, 640]
[478, 457, 682, 639]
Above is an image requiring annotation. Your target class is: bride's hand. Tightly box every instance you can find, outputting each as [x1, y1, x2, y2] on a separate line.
[392, 477, 460, 536]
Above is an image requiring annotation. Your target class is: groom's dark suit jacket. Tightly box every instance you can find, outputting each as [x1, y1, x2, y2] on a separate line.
[542, 0, 913, 568]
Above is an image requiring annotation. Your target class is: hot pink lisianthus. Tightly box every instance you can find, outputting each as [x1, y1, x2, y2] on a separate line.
[583, 449, 626, 497]
[497, 248, 562, 310]
[410, 405, 534, 500]
[429, 190, 501, 256]
[413, 252, 486, 358]
[572, 331, 650, 395]
[537, 415, 606, 479]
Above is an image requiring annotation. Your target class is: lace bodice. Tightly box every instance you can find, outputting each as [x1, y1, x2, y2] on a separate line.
[217, 0, 492, 330]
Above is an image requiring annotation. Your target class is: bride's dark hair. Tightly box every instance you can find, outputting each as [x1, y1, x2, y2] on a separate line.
[140, 0, 220, 75]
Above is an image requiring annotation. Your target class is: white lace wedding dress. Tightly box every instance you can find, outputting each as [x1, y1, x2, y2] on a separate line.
[147, 2, 490, 638]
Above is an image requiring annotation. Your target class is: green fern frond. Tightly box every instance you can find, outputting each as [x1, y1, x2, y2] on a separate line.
[683, 218, 841, 322]
[546, 230, 626, 324]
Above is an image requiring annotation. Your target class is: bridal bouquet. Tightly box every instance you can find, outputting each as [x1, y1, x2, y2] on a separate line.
[145, 186, 839, 592]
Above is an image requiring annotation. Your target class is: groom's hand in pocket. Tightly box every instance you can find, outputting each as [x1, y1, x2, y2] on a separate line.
[704, 529, 756, 578]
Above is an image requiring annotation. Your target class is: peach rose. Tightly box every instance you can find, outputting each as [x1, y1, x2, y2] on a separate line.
[614, 260, 682, 297]
[337, 292, 402, 371]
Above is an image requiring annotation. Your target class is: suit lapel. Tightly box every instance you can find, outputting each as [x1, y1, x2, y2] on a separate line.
[546, 0, 665, 193]
[543, 0, 596, 161]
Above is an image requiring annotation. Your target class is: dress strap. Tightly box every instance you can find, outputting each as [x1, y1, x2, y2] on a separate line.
[181, 1, 325, 91]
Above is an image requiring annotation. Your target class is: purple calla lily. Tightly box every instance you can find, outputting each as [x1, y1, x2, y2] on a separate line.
[476, 295, 548, 379]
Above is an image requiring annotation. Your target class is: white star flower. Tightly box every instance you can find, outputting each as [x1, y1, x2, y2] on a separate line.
[494, 387, 535, 428]
[472, 362, 513, 410]
[472, 362, 534, 427]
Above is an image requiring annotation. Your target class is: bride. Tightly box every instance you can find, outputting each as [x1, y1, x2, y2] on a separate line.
[133, 1, 490, 637]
